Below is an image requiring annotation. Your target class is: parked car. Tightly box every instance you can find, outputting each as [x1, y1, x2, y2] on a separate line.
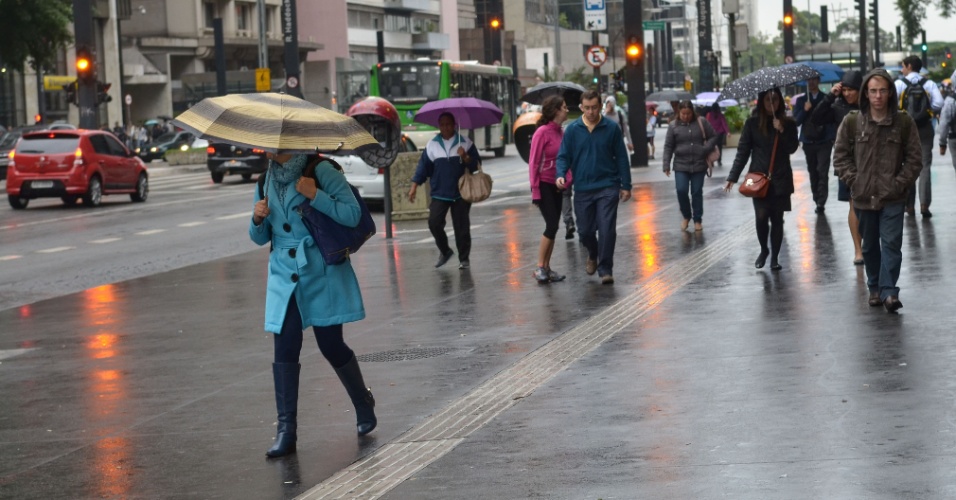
[332, 134, 418, 202]
[6, 129, 148, 209]
[206, 142, 268, 183]
[651, 101, 674, 126]
[136, 130, 195, 162]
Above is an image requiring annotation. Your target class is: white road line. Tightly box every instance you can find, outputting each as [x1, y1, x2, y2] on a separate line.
[215, 213, 250, 221]
[36, 246, 74, 253]
[89, 238, 122, 244]
[0, 348, 37, 361]
[135, 229, 166, 236]
[0, 255, 22, 261]
[178, 221, 207, 227]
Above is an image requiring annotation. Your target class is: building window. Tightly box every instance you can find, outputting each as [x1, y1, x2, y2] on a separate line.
[204, 2, 217, 29]
[672, 28, 687, 38]
[266, 6, 275, 35]
[237, 3, 251, 31]
[386, 14, 410, 33]
[348, 9, 382, 30]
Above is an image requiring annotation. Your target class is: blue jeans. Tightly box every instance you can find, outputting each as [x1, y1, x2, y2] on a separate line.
[674, 171, 706, 222]
[856, 201, 905, 300]
[573, 186, 620, 277]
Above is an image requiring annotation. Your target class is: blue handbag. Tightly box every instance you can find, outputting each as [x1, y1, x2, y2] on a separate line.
[296, 157, 376, 265]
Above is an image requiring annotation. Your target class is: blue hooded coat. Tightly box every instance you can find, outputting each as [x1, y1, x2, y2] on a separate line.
[249, 159, 366, 333]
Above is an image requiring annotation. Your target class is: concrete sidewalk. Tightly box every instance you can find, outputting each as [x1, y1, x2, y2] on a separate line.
[2, 157, 956, 499]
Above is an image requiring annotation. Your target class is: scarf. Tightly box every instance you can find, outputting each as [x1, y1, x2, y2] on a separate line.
[269, 155, 308, 206]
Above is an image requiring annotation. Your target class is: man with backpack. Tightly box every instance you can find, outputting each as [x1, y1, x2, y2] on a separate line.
[894, 55, 944, 217]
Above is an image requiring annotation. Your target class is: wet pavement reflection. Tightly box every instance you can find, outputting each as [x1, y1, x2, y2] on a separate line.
[3, 163, 956, 498]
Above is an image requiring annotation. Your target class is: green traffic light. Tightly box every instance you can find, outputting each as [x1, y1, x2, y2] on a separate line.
[921, 44, 928, 51]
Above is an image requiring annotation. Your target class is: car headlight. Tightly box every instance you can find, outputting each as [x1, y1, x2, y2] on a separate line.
[150, 147, 158, 153]
[180, 144, 189, 151]
[135, 147, 141, 153]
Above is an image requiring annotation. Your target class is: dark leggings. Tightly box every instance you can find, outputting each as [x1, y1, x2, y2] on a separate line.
[537, 181, 563, 240]
[274, 295, 354, 368]
[755, 207, 784, 257]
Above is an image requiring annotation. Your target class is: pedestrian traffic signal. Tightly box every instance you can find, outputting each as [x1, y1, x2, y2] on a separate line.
[625, 36, 642, 66]
[63, 81, 78, 106]
[96, 81, 112, 104]
[75, 46, 95, 83]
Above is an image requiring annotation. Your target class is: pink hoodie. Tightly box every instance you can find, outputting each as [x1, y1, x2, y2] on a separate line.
[528, 121, 572, 200]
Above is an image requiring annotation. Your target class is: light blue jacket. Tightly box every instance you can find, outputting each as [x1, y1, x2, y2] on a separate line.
[249, 161, 366, 333]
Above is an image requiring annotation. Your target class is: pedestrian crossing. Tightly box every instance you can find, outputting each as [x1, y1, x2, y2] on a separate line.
[144, 169, 257, 194]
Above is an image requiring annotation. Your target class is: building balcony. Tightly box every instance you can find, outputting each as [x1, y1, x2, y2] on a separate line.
[348, 29, 413, 50]
[412, 32, 449, 52]
[383, 0, 430, 12]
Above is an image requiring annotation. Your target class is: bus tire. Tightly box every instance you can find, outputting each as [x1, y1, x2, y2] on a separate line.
[493, 146, 505, 158]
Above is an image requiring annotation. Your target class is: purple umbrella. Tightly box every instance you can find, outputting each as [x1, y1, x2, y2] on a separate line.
[414, 97, 504, 130]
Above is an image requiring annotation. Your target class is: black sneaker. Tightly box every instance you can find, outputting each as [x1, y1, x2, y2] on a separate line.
[565, 227, 575, 240]
[435, 250, 454, 268]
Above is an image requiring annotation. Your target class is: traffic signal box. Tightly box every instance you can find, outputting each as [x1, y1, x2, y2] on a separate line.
[626, 37, 642, 66]
[75, 46, 95, 83]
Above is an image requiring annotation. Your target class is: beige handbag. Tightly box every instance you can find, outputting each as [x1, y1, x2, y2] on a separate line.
[458, 163, 493, 203]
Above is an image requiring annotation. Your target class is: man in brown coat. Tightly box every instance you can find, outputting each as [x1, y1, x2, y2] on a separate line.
[833, 68, 923, 313]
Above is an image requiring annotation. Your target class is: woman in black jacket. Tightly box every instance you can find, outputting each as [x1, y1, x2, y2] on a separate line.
[811, 70, 864, 265]
[724, 88, 800, 270]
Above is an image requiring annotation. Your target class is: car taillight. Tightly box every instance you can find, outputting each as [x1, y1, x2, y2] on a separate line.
[73, 147, 84, 167]
[207, 146, 215, 154]
[378, 168, 385, 175]
[252, 148, 265, 154]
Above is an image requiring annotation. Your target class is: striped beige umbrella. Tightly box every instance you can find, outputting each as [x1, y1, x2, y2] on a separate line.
[172, 92, 380, 155]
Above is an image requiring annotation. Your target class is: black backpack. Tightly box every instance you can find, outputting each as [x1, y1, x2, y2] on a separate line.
[900, 77, 933, 127]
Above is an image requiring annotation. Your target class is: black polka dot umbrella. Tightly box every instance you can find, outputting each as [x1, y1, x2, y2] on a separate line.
[717, 65, 822, 101]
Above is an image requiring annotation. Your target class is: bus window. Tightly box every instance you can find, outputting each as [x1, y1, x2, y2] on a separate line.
[379, 63, 441, 102]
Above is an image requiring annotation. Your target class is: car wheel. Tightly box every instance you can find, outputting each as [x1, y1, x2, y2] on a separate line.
[83, 176, 103, 207]
[211, 171, 224, 184]
[61, 195, 80, 205]
[131, 173, 149, 202]
[241, 173, 252, 181]
[8, 195, 28, 210]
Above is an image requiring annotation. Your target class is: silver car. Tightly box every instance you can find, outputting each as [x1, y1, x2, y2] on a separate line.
[330, 134, 418, 202]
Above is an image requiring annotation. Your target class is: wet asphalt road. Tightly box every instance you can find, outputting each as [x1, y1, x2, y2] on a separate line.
[3, 146, 956, 499]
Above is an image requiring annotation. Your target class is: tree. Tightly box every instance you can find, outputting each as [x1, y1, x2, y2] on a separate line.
[777, 8, 823, 46]
[0, 0, 73, 71]
[833, 18, 896, 50]
[896, 0, 955, 46]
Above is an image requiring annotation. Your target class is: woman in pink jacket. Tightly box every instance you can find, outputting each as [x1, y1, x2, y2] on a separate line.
[528, 95, 570, 283]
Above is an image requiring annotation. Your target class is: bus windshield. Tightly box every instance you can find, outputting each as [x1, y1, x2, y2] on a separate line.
[378, 63, 442, 103]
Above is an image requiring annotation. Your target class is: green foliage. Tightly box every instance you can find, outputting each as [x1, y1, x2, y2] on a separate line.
[674, 55, 685, 73]
[896, 0, 955, 45]
[723, 105, 750, 134]
[0, 0, 73, 71]
[559, 12, 570, 29]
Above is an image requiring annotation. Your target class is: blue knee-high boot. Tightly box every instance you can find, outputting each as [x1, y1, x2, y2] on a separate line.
[334, 355, 377, 436]
[266, 362, 300, 458]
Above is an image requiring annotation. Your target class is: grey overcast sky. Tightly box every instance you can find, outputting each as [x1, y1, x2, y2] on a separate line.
[756, 0, 954, 44]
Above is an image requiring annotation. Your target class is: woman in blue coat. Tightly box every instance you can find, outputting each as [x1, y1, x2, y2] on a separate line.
[249, 153, 376, 458]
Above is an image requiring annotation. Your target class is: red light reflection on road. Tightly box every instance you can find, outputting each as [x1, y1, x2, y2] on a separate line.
[502, 208, 522, 286]
[18, 304, 31, 318]
[629, 187, 660, 279]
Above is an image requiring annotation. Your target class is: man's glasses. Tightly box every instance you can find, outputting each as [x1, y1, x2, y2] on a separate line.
[867, 88, 890, 96]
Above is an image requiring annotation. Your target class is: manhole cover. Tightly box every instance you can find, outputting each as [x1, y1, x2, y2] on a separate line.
[357, 347, 459, 362]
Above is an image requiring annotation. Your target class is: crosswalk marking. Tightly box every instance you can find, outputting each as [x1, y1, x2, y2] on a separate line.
[215, 213, 250, 221]
[37, 246, 74, 253]
[89, 238, 122, 244]
[0, 255, 21, 261]
[178, 221, 207, 227]
[135, 229, 166, 236]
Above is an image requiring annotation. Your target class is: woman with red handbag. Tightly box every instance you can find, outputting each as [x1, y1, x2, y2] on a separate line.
[723, 88, 799, 270]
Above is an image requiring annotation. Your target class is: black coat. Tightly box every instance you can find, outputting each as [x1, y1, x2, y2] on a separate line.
[811, 93, 859, 129]
[727, 116, 800, 198]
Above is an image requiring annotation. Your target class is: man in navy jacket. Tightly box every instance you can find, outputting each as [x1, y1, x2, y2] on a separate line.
[409, 112, 481, 269]
[794, 76, 836, 214]
[556, 89, 632, 284]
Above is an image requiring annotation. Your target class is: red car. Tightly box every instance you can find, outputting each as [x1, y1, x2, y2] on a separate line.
[6, 129, 149, 209]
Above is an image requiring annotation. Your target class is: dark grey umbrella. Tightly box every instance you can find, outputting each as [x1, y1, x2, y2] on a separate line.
[717, 65, 822, 101]
[646, 90, 695, 102]
[520, 82, 587, 108]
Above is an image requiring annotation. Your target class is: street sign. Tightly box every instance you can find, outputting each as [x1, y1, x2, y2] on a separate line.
[43, 75, 76, 91]
[256, 68, 271, 92]
[784, 55, 794, 64]
[584, 0, 606, 31]
[124, 94, 132, 105]
[286, 75, 298, 89]
[585, 45, 608, 68]
[643, 21, 666, 31]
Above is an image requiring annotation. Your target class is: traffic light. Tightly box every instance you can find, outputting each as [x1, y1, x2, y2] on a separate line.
[868, 0, 878, 25]
[921, 30, 928, 61]
[489, 18, 500, 29]
[63, 81, 78, 106]
[34, 113, 43, 124]
[75, 46, 95, 83]
[783, 0, 795, 61]
[96, 81, 112, 104]
[625, 36, 642, 66]
[947, 47, 952, 59]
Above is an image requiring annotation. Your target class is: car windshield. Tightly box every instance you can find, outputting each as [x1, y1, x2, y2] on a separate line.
[0, 132, 19, 149]
[154, 133, 177, 143]
[15, 136, 80, 154]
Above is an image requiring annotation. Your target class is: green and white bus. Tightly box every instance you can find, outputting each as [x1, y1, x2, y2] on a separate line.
[369, 60, 514, 157]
